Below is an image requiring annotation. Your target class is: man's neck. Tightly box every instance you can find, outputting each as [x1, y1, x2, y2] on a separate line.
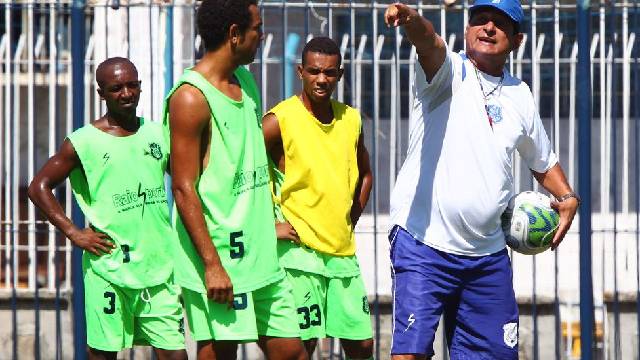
[300, 93, 333, 124]
[102, 112, 139, 133]
[467, 52, 506, 77]
[194, 48, 240, 83]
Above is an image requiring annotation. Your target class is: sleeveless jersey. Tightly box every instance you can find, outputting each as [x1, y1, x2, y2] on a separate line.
[163, 67, 284, 294]
[269, 96, 361, 256]
[67, 118, 174, 289]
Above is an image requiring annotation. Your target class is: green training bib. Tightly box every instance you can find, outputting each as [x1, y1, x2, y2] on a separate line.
[68, 119, 174, 289]
[163, 67, 284, 294]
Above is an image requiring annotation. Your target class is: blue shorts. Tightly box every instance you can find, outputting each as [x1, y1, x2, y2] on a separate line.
[389, 225, 519, 359]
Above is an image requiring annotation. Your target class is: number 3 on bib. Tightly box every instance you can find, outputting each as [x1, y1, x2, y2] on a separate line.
[230, 231, 244, 259]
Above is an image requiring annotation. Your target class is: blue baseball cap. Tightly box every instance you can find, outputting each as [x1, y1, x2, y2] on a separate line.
[469, 0, 524, 26]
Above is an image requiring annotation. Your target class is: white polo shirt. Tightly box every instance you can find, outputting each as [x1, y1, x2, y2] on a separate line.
[390, 49, 558, 256]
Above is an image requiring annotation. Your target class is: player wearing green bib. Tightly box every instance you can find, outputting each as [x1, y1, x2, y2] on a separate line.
[263, 38, 374, 359]
[28, 58, 186, 360]
[164, 1, 305, 359]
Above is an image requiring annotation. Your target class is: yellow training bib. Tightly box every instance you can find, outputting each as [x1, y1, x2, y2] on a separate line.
[270, 96, 361, 256]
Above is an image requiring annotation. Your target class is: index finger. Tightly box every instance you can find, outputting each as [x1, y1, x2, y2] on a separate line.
[384, 5, 398, 27]
[551, 222, 569, 250]
[226, 289, 235, 310]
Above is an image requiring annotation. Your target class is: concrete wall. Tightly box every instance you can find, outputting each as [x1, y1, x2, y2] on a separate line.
[1, 294, 638, 360]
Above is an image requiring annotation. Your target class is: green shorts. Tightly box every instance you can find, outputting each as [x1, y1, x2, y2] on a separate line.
[84, 267, 185, 352]
[286, 268, 373, 341]
[182, 278, 300, 342]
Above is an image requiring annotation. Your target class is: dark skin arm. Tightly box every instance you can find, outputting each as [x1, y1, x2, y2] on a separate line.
[169, 84, 233, 307]
[27, 139, 115, 256]
[385, 2, 447, 81]
[262, 112, 300, 244]
[532, 163, 579, 250]
[351, 132, 373, 226]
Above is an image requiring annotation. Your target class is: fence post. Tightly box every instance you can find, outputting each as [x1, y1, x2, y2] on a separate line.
[71, 0, 87, 359]
[577, 1, 594, 359]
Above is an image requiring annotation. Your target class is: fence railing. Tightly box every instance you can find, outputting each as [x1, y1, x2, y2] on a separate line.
[1, 1, 639, 359]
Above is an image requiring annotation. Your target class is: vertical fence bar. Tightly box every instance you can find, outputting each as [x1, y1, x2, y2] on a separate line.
[49, 8, 62, 357]
[84, 35, 93, 126]
[149, 0, 155, 122]
[261, 34, 272, 114]
[622, 5, 629, 214]
[3, 2, 12, 292]
[635, 4, 640, 357]
[553, 2, 561, 357]
[350, 0, 355, 107]
[531, 3, 541, 356]
[47, 2, 58, 293]
[281, 0, 286, 101]
[599, 3, 607, 214]
[609, 2, 620, 358]
[12, 27, 27, 360]
[0, 32, 3, 295]
[569, 40, 578, 195]
[514, 34, 526, 193]
[372, 3, 381, 357]
[337, 34, 347, 103]
[5, 3, 17, 360]
[71, 0, 88, 358]
[164, 3, 173, 98]
[65, 10, 73, 294]
[390, 27, 401, 192]
[27, 0, 36, 293]
[27, 3, 42, 357]
[577, 1, 594, 359]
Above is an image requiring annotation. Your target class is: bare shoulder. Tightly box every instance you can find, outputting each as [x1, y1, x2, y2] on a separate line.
[262, 112, 281, 142]
[169, 84, 210, 124]
[262, 112, 279, 127]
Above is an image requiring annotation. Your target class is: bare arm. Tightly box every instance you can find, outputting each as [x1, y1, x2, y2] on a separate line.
[169, 85, 233, 307]
[262, 112, 285, 172]
[351, 133, 373, 226]
[532, 163, 579, 250]
[262, 112, 300, 243]
[385, 2, 446, 81]
[27, 140, 115, 255]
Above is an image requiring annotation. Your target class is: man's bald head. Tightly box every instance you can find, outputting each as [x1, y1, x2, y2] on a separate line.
[96, 57, 138, 88]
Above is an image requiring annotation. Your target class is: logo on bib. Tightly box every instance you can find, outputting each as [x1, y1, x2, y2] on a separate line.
[145, 142, 163, 160]
[362, 296, 370, 314]
[503, 322, 518, 348]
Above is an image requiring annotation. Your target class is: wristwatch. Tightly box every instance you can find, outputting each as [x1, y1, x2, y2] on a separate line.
[557, 192, 581, 206]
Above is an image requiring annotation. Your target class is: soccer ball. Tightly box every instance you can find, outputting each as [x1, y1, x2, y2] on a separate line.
[502, 191, 560, 255]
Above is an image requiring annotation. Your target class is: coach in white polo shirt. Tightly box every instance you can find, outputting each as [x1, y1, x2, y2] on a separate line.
[385, 1, 579, 359]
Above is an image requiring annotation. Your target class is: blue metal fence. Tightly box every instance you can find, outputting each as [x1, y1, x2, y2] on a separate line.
[1, 1, 639, 359]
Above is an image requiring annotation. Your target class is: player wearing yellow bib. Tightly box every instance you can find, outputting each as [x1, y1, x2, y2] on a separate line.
[263, 37, 374, 359]
[28, 58, 186, 360]
[165, 1, 305, 359]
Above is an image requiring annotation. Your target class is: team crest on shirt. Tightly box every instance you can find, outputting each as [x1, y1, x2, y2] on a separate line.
[145, 142, 163, 160]
[503, 322, 518, 348]
[487, 104, 503, 124]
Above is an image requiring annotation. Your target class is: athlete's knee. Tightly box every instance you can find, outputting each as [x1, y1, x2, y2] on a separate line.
[154, 348, 188, 360]
[391, 355, 429, 360]
[88, 348, 117, 360]
[197, 340, 238, 360]
[303, 338, 318, 357]
[281, 340, 308, 360]
[258, 336, 308, 360]
[341, 338, 374, 359]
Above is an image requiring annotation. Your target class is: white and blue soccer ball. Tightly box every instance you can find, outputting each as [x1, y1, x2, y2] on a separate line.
[502, 191, 560, 255]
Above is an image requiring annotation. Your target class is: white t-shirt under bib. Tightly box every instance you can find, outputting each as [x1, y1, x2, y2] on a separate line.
[390, 49, 558, 256]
